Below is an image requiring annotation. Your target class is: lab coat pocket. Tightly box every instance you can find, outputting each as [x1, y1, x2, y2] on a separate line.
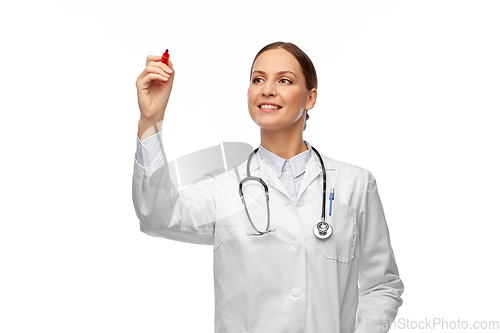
[319, 201, 357, 263]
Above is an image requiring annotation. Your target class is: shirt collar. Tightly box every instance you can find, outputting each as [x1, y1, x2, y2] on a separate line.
[257, 141, 312, 179]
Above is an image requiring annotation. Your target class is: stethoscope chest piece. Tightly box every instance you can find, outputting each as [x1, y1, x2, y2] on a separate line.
[313, 221, 333, 239]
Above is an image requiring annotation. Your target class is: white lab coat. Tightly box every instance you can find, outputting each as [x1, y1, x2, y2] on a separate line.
[132, 146, 404, 333]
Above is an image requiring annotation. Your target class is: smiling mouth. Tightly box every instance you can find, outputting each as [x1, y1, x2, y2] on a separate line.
[259, 104, 283, 110]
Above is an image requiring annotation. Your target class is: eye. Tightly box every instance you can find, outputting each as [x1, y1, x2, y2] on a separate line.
[252, 77, 264, 83]
[280, 78, 292, 84]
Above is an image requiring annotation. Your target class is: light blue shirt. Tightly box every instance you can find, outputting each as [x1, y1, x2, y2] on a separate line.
[256, 141, 312, 203]
[135, 131, 164, 168]
[135, 131, 312, 202]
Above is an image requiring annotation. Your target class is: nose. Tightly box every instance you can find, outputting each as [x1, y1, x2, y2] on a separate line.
[261, 81, 276, 97]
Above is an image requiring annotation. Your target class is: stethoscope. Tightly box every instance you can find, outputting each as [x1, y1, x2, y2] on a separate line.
[238, 146, 333, 239]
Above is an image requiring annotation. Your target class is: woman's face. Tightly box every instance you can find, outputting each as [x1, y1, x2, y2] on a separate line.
[247, 48, 316, 131]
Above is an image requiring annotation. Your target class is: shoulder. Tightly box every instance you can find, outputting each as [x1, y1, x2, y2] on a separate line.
[196, 143, 254, 183]
[207, 155, 251, 187]
[319, 153, 376, 186]
[320, 154, 370, 175]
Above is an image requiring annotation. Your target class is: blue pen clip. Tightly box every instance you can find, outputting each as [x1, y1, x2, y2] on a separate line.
[329, 188, 334, 216]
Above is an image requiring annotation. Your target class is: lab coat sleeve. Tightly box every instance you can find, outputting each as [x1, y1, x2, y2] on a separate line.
[354, 170, 404, 333]
[132, 132, 216, 245]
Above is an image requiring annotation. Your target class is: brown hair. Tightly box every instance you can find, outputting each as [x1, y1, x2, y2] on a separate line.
[250, 41, 317, 130]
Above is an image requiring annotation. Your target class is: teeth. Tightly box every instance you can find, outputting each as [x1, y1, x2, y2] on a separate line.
[260, 104, 281, 109]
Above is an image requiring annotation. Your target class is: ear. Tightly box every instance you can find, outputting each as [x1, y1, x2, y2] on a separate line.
[305, 88, 317, 110]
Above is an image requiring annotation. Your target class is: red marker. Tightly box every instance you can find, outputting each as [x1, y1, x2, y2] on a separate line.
[161, 49, 170, 65]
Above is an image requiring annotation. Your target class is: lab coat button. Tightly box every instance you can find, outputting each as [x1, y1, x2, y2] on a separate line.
[291, 288, 302, 297]
[297, 199, 305, 207]
[293, 240, 302, 249]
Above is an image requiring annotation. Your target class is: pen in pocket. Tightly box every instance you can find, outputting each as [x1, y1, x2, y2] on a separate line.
[329, 188, 334, 216]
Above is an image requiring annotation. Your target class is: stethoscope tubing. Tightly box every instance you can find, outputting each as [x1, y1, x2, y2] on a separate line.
[310, 146, 327, 222]
[239, 146, 328, 236]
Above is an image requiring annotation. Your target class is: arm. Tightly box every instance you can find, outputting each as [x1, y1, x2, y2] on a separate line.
[132, 127, 216, 245]
[354, 170, 404, 333]
[132, 54, 215, 245]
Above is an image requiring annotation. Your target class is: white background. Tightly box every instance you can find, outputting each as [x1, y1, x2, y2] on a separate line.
[1, 0, 499, 332]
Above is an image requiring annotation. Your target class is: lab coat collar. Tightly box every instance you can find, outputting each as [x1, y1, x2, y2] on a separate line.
[296, 151, 335, 202]
[247, 151, 289, 199]
[246, 147, 335, 203]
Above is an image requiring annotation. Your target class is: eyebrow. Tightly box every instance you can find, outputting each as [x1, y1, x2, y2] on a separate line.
[252, 70, 297, 78]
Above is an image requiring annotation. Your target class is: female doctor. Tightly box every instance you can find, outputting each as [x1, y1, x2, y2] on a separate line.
[133, 42, 404, 333]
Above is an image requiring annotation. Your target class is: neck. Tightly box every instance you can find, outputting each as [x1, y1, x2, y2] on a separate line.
[260, 124, 307, 160]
